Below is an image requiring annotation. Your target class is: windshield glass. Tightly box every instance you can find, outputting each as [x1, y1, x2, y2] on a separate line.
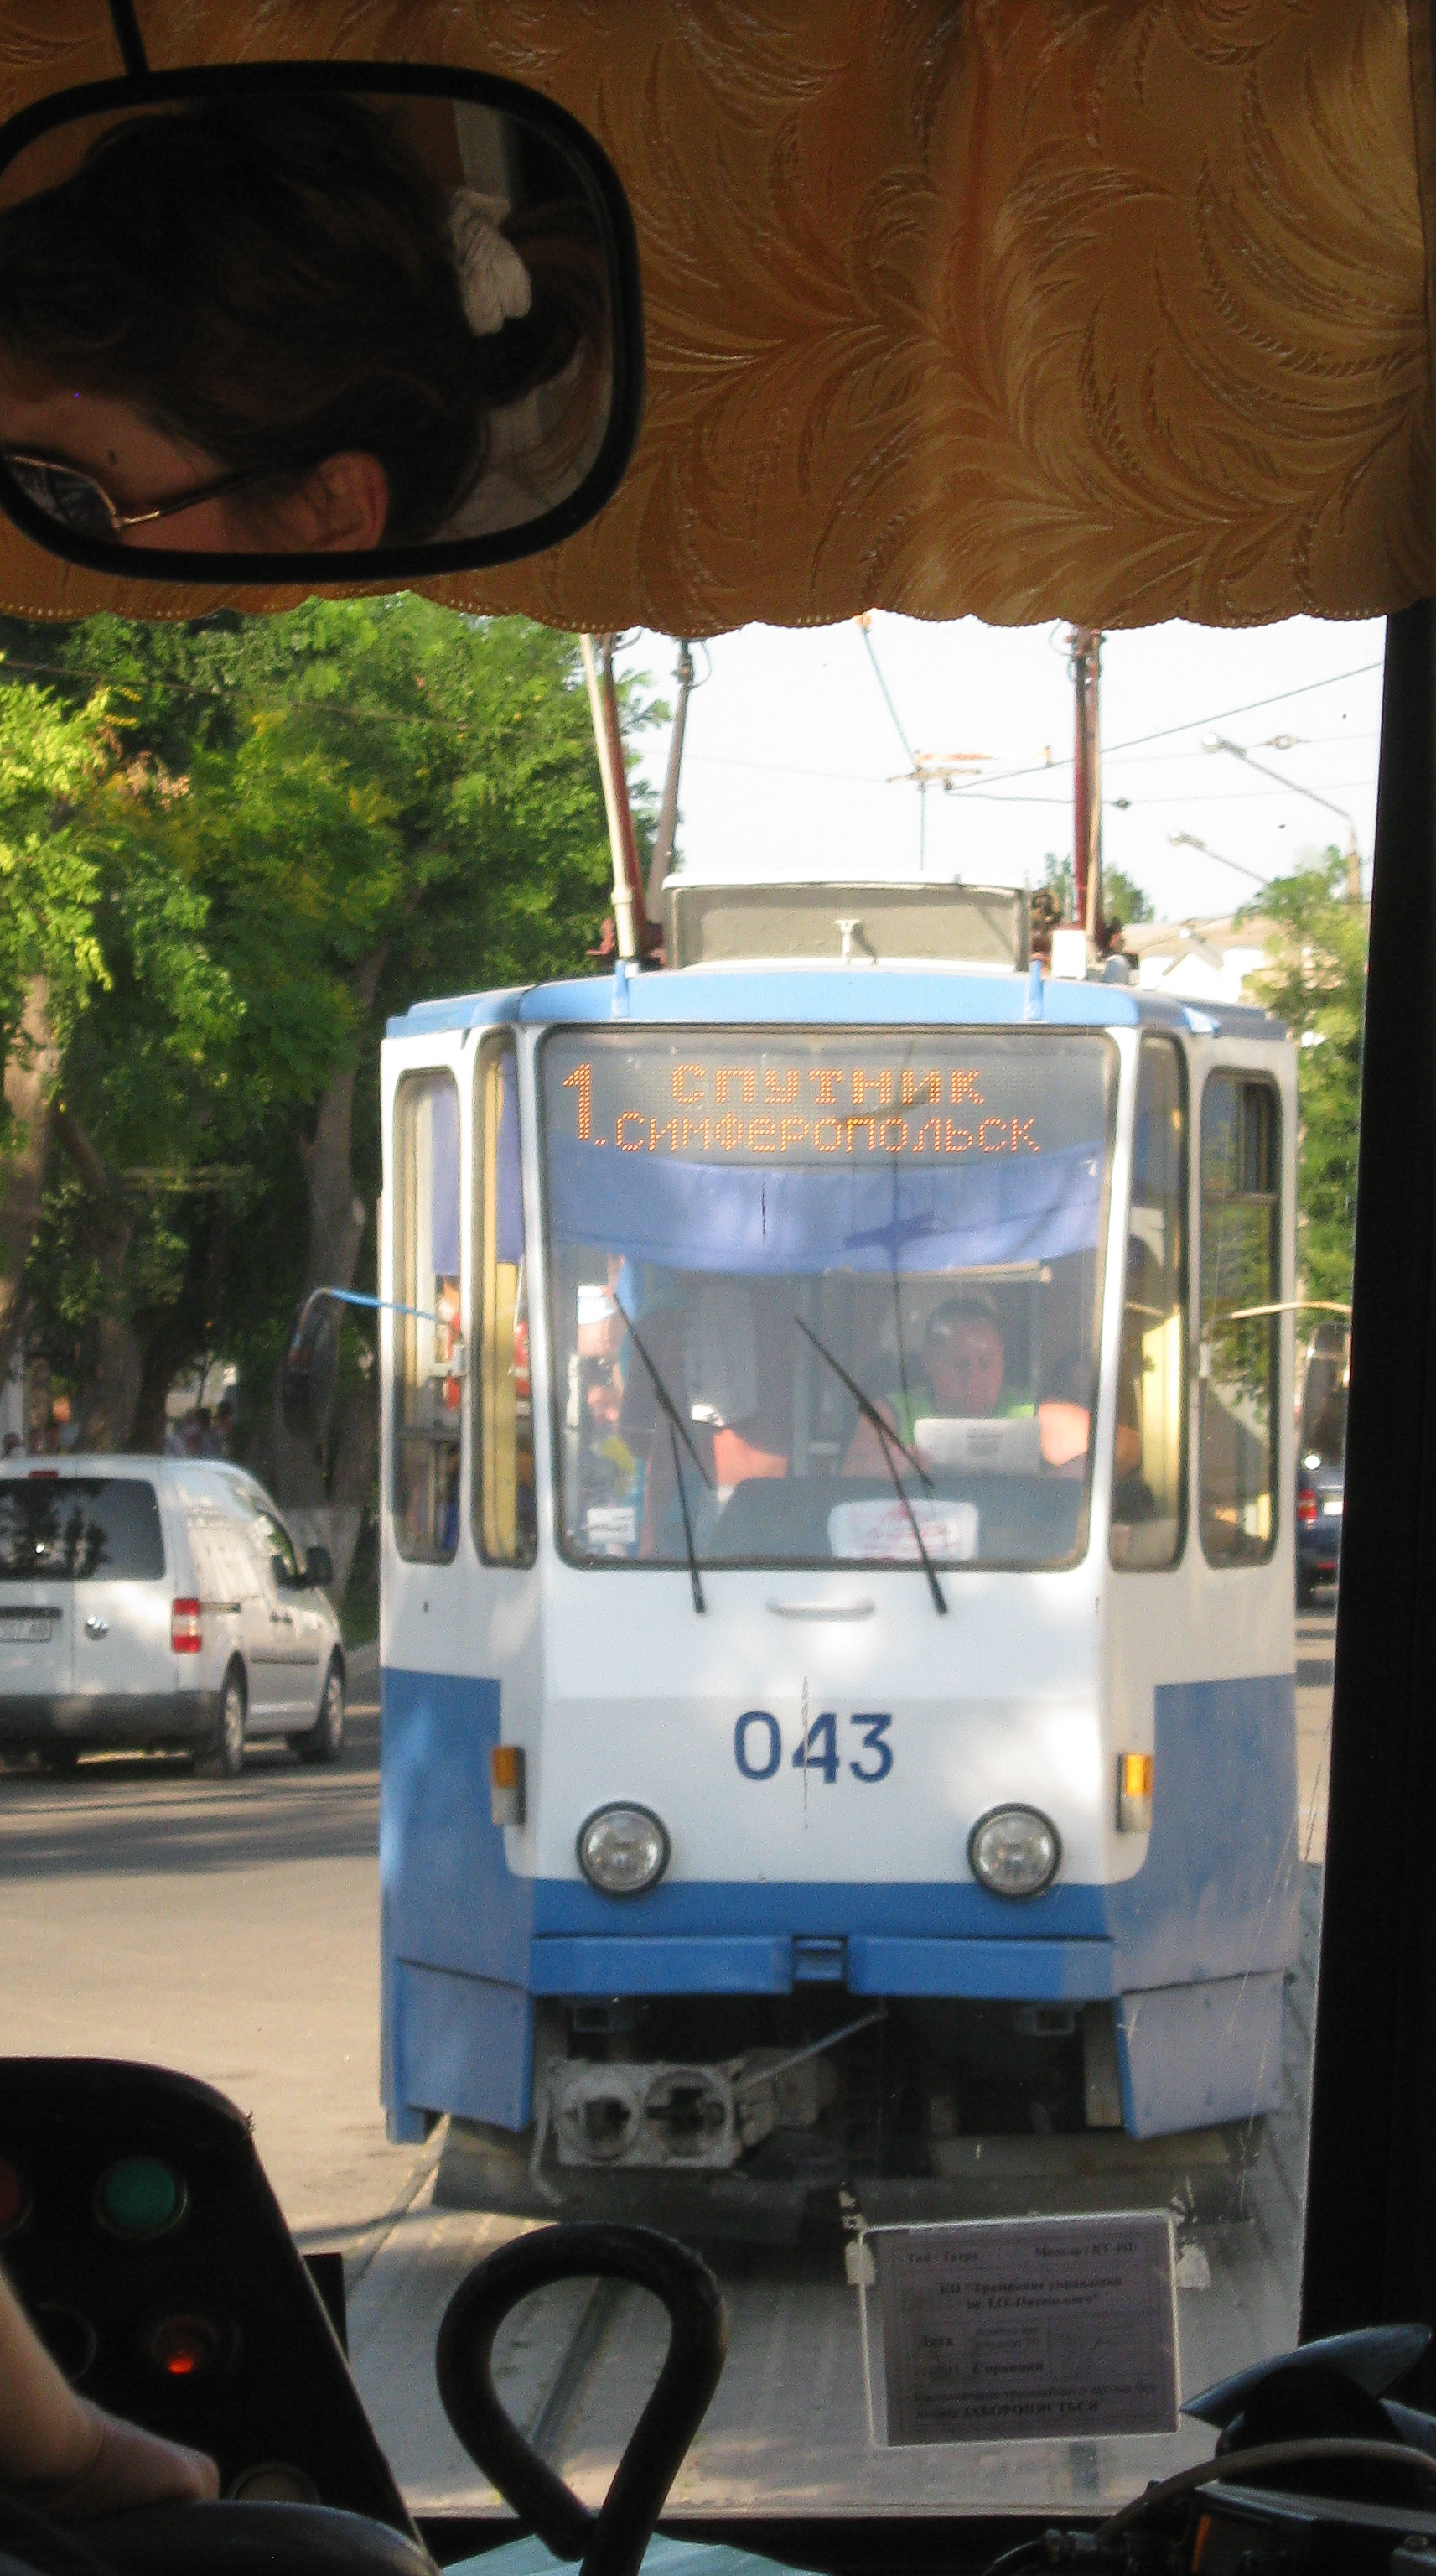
[542, 1027, 1117, 1573]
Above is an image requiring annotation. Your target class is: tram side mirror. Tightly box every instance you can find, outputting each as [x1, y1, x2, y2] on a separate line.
[280, 1296, 339, 1452]
[0, 70, 642, 584]
[303, 1544, 334, 1591]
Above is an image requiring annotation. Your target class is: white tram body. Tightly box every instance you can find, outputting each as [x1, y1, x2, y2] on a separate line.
[377, 919, 1298, 2205]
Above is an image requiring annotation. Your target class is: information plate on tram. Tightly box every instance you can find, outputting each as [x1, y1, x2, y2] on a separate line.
[872, 2212, 1179, 2444]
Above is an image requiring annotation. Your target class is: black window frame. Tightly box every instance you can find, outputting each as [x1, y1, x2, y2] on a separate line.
[1197, 1067, 1282, 1570]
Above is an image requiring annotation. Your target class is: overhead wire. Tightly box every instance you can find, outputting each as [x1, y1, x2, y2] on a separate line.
[683, 756, 1375, 810]
[940, 658, 1384, 797]
[856, 619, 917, 767]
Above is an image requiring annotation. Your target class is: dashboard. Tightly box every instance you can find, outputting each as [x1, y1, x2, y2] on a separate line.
[0, 2059, 417, 2537]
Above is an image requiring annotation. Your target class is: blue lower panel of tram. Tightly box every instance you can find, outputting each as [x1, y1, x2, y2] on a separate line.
[380, 1665, 1295, 2145]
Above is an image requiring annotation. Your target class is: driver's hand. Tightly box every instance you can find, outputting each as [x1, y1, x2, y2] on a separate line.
[16, 2396, 219, 2519]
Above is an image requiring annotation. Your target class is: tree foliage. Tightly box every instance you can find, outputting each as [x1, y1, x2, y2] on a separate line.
[0, 597, 651, 1486]
[1241, 851, 1366, 1307]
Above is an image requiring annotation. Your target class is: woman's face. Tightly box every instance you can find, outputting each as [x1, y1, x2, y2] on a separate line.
[0, 373, 388, 553]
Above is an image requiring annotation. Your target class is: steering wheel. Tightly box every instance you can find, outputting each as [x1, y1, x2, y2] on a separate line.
[0, 2503, 435, 2576]
[436, 2223, 728, 2576]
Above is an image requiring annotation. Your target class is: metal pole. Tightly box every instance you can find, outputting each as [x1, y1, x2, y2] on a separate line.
[646, 640, 695, 924]
[579, 632, 639, 961]
[1203, 735, 1364, 901]
[1071, 627, 1103, 946]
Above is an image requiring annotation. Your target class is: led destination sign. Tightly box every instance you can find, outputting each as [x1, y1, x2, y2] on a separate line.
[545, 1032, 1112, 1168]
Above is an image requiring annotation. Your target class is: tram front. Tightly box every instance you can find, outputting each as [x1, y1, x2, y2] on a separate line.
[380, 957, 1298, 2220]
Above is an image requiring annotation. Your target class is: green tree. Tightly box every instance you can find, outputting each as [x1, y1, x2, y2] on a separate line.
[8, 598, 655, 1544]
[1102, 862, 1153, 927]
[0, 679, 133, 1388]
[1034, 849, 1151, 929]
[1241, 850, 1366, 1307]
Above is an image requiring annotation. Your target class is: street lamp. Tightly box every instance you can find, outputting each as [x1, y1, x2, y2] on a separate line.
[1201, 734, 1361, 898]
[1167, 828, 1268, 889]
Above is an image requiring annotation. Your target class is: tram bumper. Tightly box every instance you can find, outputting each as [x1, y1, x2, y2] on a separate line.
[528, 1930, 1121, 1999]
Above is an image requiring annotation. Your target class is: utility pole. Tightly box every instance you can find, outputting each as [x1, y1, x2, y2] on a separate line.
[1070, 626, 1103, 949]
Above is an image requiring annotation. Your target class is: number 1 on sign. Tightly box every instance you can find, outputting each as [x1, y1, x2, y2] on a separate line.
[563, 1061, 592, 1141]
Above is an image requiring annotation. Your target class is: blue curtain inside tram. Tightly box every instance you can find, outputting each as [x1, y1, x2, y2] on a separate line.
[546, 1138, 1104, 1277]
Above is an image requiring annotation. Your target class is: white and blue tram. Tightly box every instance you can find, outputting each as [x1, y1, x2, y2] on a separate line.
[376, 906, 1298, 2204]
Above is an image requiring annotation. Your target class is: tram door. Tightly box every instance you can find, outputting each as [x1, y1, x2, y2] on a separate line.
[382, 1031, 541, 2142]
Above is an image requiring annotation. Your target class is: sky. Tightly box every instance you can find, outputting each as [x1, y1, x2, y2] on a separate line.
[616, 614, 1387, 926]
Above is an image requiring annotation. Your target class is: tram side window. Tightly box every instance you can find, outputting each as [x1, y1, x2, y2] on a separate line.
[1200, 1072, 1280, 1566]
[474, 1037, 536, 1566]
[393, 1070, 463, 1564]
[1111, 1036, 1187, 1569]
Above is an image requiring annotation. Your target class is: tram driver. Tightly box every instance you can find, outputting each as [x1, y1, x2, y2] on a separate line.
[843, 1292, 1092, 1475]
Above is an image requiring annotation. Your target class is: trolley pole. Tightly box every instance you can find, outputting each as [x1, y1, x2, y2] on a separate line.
[579, 632, 650, 963]
[1070, 626, 1104, 951]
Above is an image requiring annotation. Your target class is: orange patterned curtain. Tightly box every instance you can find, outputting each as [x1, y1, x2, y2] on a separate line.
[0, 0, 1428, 633]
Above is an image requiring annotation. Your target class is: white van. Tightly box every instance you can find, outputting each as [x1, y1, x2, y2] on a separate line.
[0, 1457, 345, 1778]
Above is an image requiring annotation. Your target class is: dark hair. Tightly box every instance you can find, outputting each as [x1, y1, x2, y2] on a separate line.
[0, 96, 604, 543]
[926, 1295, 1004, 1343]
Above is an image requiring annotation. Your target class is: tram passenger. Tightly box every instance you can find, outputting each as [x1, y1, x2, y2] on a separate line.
[843, 1293, 1091, 1473]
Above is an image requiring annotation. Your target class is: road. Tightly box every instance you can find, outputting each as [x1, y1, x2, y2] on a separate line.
[0, 1656, 435, 2257]
[0, 1607, 1337, 2521]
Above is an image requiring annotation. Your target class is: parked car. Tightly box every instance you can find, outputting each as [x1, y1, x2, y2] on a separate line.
[0, 1457, 345, 1777]
[1296, 1335, 1346, 1607]
[1296, 1448, 1344, 1606]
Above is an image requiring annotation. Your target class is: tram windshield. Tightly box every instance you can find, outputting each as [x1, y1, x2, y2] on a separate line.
[542, 1027, 1117, 1571]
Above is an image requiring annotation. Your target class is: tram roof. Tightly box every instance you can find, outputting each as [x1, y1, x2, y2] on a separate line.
[387, 967, 1284, 1044]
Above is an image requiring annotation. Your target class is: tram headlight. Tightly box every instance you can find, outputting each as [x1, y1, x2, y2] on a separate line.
[577, 1804, 671, 1897]
[968, 1805, 1060, 1898]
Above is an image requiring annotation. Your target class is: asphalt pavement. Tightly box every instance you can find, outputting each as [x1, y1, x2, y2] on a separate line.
[0, 1649, 436, 2259]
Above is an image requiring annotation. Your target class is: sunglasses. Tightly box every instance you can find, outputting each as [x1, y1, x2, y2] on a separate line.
[3, 450, 275, 543]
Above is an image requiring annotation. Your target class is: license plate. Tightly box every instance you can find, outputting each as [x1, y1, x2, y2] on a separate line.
[0, 1613, 55, 1642]
[1322, 1498, 1344, 1519]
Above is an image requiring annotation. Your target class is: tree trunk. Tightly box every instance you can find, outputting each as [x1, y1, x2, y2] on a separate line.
[49, 1106, 144, 1452]
[127, 1335, 177, 1457]
[269, 946, 386, 1516]
[0, 976, 60, 1389]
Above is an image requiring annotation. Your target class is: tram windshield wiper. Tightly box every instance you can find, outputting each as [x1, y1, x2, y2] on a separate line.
[668, 1422, 706, 1614]
[796, 1317, 947, 1616]
[621, 1313, 710, 1612]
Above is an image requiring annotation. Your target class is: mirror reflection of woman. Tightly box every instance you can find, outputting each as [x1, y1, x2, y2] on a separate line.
[0, 96, 608, 554]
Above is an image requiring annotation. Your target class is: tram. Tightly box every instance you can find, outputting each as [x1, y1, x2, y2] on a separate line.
[376, 880, 1299, 2205]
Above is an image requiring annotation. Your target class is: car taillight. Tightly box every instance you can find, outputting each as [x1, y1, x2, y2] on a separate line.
[1296, 1488, 1318, 1525]
[171, 1598, 202, 1654]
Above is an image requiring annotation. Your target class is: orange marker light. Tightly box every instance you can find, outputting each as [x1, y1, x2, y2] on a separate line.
[1117, 1753, 1154, 1834]
[490, 1745, 526, 1828]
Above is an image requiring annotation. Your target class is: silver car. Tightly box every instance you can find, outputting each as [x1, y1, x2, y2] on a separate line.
[0, 1457, 345, 1777]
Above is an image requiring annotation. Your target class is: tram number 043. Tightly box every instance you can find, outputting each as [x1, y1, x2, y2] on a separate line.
[734, 1710, 893, 1784]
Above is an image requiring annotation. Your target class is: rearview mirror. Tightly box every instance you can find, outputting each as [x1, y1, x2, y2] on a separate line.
[280, 1294, 339, 1452]
[0, 66, 642, 582]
